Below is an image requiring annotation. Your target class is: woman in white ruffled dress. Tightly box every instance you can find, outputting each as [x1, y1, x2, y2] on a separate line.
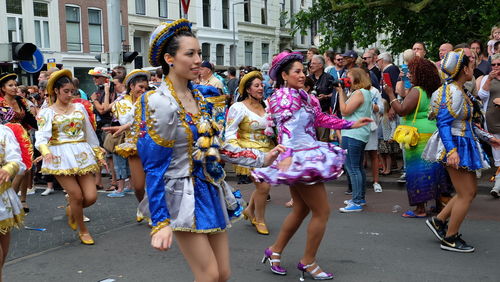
[35, 70, 105, 245]
[0, 124, 25, 277]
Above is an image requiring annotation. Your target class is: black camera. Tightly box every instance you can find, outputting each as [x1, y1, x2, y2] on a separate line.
[332, 77, 352, 88]
[97, 82, 115, 93]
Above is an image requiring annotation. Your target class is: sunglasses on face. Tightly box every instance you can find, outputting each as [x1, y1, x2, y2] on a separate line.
[362, 57, 372, 60]
[335, 58, 344, 61]
[491, 63, 500, 67]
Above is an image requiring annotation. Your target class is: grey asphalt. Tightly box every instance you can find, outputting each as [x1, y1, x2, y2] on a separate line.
[4, 175, 500, 282]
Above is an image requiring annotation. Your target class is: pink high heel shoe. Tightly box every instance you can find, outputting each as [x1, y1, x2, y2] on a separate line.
[297, 261, 333, 281]
[262, 248, 287, 275]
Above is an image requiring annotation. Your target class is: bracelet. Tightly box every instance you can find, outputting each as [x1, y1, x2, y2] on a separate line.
[389, 98, 399, 106]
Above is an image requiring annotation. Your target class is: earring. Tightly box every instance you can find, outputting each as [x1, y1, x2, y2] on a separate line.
[169, 63, 174, 67]
[284, 80, 288, 87]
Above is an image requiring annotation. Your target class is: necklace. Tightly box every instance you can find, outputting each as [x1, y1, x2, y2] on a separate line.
[54, 104, 72, 114]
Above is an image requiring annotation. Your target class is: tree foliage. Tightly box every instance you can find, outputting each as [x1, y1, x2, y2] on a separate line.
[290, 0, 500, 60]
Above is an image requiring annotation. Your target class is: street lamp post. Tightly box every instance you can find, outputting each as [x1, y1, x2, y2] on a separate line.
[232, 0, 249, 66]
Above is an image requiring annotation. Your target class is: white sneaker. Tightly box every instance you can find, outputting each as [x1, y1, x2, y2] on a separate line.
[373, 182, 383, 193]
[41, 188, 54, 196]
[26, 187, 36, 195]
[83, 215, 90, 222]
[397, 173, 406, 183]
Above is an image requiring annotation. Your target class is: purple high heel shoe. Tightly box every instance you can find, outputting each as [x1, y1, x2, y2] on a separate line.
[261, 248, 287, 275]
[297, 262, 333, 281]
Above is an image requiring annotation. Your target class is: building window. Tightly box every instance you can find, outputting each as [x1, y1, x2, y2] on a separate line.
[216, 44, 224, 66]
[159, 0, 168, 18]
[222, 0, 229, 29]
[135, 0, 145, 15]
[245, 41, 253, 66]
[261, 0, 267, 25]
[244, 0, 251, 22]
[202, 43, 210, 61]
[66, 5, 82, 52]
[34, 2, 50, 49]
[6, 0, 22, 14]
[88, 9, 103, 52]
[7, 0, 23, 43]
[202, 0, 210, 27]
[262, 43, 269, 64]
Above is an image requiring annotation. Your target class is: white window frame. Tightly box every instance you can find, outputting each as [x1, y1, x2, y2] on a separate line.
[159, 0, 168, 18]
[65, 4, 83, 52]
[33, 1, 50, 49]
[6, 0, 24, 43]
[135, 0, 146, 15]
[88, 7, 104, 53]
[7, 15, 23, 43]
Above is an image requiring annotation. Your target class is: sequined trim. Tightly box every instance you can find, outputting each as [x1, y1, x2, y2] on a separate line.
[446, 148, 457, 158]
[150, 218, 171, 236]
[0, 214, 24, 235]
[92, 147, 106, 162]
[41, 164, 99, 176]
[38, 144, 52, 156]
[144, 92, 175, 148]
[165, 79, 195, 174]
[49, 140, 86, 146]
[1, 162, 19, 177]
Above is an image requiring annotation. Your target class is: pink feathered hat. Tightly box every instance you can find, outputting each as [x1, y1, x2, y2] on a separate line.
[269, 51, 304, 81]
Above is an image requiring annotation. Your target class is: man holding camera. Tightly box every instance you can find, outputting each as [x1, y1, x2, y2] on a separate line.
[308, 54, 336, 141]
[88, 67, 116, 190]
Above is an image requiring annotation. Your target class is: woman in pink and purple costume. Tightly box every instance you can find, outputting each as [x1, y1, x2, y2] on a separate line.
[253, 52, 371, 280]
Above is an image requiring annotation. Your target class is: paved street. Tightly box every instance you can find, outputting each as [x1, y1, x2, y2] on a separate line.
[5, 173, 500, 282]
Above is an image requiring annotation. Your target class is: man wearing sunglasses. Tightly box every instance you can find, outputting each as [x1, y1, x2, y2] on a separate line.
[363, 51, 381, 83]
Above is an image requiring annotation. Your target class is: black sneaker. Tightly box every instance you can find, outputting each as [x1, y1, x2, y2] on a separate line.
[344, 189, 352, 195]
[426, 217, 447, 241]
[441, 234, 475, 253]
[266, 195, 271, 202]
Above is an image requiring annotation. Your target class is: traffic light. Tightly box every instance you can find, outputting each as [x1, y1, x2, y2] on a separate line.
[94, 53, 109, 64]
[11, 43, 36, 61]
[122, 51, 138, 64]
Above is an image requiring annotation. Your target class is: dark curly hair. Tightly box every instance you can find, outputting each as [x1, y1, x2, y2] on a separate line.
[408, 57, 441, 97]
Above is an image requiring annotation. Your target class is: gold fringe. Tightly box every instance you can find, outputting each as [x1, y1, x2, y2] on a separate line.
[41, 164, 99, 176]
[115, 142, 137, 158]
[0, 213, 25, 235]
[1, 162, 19, 177]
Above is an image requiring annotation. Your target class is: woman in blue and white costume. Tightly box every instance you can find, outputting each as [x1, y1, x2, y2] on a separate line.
[423, 49, 500, 253]
[139, 19, 285, 282]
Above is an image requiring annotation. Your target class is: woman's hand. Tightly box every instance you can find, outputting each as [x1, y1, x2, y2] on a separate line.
[351, 117, 373, 129]
[493, 97, 500, 106]
[383, 85, 395, 97]
[447, 151, 460, 169]
[0, 169, 10, 185]
[103, 124, 130, 137]
[43, 153, 56, 164]
[278, 156, 292, 172]
[263, 145, 286, 166]
[151, 226, 173, 251]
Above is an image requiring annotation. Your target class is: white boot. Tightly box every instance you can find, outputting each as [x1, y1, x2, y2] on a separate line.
[490, 174, 500, 198]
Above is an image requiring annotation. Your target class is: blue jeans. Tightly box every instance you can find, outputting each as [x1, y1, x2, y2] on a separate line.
[342, 136, 367, 204]
[112, 153, 130, 180]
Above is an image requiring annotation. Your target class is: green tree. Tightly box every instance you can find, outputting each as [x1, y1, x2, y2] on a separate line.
[290, 0, 500, 60]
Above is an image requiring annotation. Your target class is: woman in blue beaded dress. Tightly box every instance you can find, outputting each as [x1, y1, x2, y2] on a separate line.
[137, 19, 285, 281]
[423, 49, 500, 253]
